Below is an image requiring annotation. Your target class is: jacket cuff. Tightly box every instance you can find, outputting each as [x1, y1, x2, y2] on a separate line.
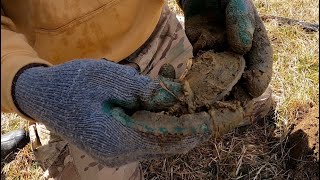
[1, 54, 51, 121]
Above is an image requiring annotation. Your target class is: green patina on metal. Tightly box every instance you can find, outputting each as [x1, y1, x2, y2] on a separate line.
[144, 78, 182, 110]
[159, 127, 169, 134]
[191, 127, 197, 135]
[200, 124, 210, 133]
[146, 88, 174, 107]
[104, 102, 157, 133]
[174, 126, 185, 133]
[106, 105, 135, 128]
[143, 125, 155, 133]
[103, 99, 212, 136]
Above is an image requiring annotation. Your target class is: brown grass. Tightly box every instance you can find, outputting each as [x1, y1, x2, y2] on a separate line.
[142, 117, 285, 179]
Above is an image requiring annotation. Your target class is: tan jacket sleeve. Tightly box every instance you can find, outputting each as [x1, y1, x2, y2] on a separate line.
[1, 8, 51, 118]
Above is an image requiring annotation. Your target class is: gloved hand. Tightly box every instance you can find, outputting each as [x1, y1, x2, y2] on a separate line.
[178, 0, 273, 98]
[13, 60, 212, 167]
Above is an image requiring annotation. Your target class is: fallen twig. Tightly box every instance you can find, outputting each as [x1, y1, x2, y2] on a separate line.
[261, 15, 319, 32]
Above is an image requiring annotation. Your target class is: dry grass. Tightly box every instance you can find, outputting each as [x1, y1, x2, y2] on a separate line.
[1, 0, 319, 179]
[256, 0, 319, 23]
[1, 114, 44, 180]
[2, 144, 44, 180]
[256, 0, 319, 133]
[142, 117, 284, 179]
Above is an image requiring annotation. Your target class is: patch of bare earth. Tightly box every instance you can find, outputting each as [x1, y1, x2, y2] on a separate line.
[285, 106, 319, 179]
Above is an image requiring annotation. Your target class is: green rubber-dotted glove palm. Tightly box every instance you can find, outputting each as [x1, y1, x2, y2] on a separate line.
[13, 60, 212, 167]
[178, 0, 273, 98]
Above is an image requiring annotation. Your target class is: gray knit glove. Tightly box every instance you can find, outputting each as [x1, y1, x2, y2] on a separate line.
[13, 60, 211, 167]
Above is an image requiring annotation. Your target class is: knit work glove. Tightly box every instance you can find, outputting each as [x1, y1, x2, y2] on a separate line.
[13, 60, 212, 167]
[178, 0, 273, 98]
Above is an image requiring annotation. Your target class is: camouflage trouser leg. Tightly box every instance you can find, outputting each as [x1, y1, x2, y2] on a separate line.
[120, 5, 193, 79]
[29, 123, 142, 180]
[29, 5, 193, 180]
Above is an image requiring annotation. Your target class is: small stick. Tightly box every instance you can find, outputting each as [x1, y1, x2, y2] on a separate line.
[261, 15, 319, 32]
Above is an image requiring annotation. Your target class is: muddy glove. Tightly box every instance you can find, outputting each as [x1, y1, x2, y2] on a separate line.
[178, 0, 273, 97]
[13, 60, 211, 167]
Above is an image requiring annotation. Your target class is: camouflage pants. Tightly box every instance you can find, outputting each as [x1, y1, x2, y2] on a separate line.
[29, 5, 193, 180]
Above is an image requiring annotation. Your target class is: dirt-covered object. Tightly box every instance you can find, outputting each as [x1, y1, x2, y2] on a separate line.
[132, 111, 212, 137]
[227, 83, 254, 102]
[132, 94, 271, 139]
[130, 49, 273, 139]
[183, 51, 245, 111]
[184, 0, 273, 98]
[185, 15, 227, 54]
[132, 85, 272, 140]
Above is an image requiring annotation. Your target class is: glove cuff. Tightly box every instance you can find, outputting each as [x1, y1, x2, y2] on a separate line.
[12, 63, 49, 119]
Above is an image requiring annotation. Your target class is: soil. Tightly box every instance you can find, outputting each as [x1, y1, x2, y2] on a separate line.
[286, 106, 319, 179]
[185, 15, 227, 54]
[183, 51, 245, 111]
[184, 4, 273, 98]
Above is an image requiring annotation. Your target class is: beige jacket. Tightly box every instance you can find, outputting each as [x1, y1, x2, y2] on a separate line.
[1, 0, 164, 118]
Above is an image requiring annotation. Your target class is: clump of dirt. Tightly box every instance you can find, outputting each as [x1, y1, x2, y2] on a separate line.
[185, 4, 273, 99]
[185, 15, 227, 54]
[285, 106, 319, 179]
[182, 51, 245, 112]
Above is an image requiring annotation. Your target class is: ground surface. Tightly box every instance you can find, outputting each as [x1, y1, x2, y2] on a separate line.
[285, 106, 319, 179]
[1, 0, 319, 179]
